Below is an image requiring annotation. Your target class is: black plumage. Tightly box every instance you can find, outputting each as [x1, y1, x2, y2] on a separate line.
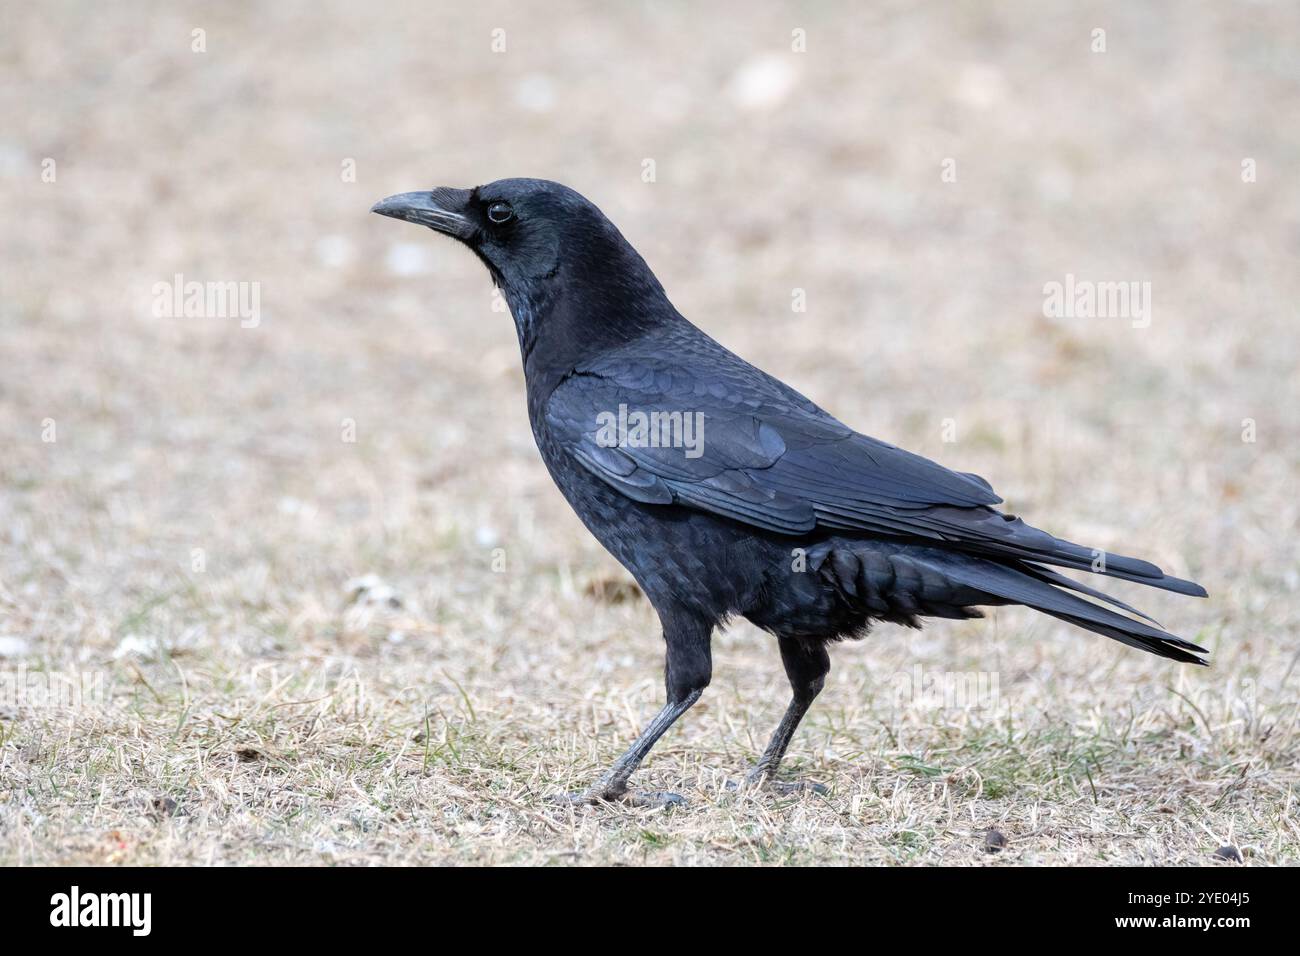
[372, 178, 1209, 804]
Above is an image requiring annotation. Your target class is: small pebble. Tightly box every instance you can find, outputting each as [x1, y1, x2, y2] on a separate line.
[983, 828, 1008, 853]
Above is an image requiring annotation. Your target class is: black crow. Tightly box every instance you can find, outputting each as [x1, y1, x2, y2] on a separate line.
[372, 179, 1208, 806]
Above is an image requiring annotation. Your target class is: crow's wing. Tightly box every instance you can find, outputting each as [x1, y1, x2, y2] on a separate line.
[544, 335, 998, 534]
[542, 333, 1205, 597]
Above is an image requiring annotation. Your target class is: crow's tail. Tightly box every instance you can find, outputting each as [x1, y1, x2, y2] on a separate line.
[808, 541, 1209, 664]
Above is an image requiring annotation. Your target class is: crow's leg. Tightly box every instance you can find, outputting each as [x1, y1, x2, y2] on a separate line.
[558, 611, 712, 808]
[739, 635, 830, 795]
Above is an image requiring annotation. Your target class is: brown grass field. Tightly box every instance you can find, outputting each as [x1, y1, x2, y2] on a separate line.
[2, 1, 1298, 865]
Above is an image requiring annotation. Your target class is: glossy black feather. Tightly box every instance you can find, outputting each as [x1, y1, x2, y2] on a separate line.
[386, 178, 1210, 669]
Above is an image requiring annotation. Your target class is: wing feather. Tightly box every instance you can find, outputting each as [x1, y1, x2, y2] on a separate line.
[541, 337, 1204, 597]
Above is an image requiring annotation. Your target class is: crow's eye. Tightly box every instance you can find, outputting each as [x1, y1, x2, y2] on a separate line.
[487, 202, 514, 224]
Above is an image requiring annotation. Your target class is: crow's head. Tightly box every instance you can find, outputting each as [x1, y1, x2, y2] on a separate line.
[372, 178, 646, 294]
[372, 178, 673, 361]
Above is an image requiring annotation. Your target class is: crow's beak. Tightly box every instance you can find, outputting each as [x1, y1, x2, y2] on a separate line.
[370, 187, 474, 239]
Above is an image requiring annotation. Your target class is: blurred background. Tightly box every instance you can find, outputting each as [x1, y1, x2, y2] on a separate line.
[1, 1, 1297, 864]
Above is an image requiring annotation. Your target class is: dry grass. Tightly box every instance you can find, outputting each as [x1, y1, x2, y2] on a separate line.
[1, 0, 1298, 865]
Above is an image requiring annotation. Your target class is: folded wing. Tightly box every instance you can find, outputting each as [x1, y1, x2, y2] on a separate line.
[544, 338, 1204, 598]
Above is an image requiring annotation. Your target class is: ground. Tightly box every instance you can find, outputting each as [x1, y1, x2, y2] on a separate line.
[1, 1, 1297, 865]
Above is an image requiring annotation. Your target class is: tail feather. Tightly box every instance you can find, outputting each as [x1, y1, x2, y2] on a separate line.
[966, 538, 1208, 597]
[893, 506, 1210, 599]
[808, 540, 1209, 665]
[925, 552, 1209, 665]
[1043, 611, 1208, 665]
[1018, 562, 1161, 625]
